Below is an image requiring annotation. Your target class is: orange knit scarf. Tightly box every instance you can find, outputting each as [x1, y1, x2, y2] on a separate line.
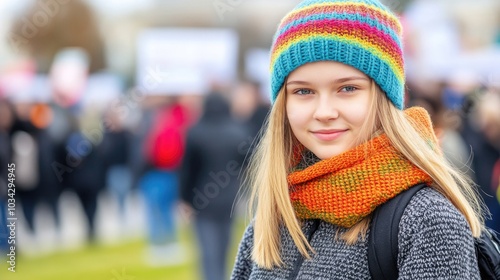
[287, 107, 437, 228]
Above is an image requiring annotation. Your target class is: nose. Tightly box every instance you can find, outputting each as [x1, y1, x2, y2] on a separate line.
[313, 94, 339, 122]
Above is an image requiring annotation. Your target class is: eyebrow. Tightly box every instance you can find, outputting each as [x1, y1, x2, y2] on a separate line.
[286, 76, 370, 86]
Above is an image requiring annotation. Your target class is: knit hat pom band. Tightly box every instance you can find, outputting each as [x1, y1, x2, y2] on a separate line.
[270, 0, 405, 109]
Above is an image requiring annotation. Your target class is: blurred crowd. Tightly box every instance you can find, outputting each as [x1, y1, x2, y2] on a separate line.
[0, 0, 499, 279]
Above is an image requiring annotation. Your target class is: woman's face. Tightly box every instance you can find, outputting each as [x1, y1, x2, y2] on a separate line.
[286, 61, 372, 160]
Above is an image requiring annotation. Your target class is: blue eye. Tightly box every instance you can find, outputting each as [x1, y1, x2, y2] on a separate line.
[294, 89, 313, 95]
[341, 86, 357, 92]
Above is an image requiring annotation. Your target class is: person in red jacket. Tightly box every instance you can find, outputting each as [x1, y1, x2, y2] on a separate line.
[140, 96, 193, 266]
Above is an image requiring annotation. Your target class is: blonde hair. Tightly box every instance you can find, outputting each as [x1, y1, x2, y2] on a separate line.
[246, 81, 484, 269]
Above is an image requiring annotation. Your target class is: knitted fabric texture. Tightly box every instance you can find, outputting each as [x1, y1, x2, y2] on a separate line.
[231, 188, 480, 279]
[287, 107, 437, 228]
[270, 0, 405, 109]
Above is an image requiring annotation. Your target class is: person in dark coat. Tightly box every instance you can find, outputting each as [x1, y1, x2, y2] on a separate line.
[101, 109, 132, 228]
[64, 130, 107, 242]
[10, 103, 63, 236]
[180, 93, 250, 280]
[140, 97, 193, 266]
[0, 100, 15, 253]
[461, 90, 500, 232]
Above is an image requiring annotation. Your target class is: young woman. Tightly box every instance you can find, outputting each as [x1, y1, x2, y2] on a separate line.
[231, 0, 484, 279]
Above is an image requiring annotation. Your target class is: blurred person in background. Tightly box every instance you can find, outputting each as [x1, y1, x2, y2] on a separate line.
[7, 0, 107, 246]
[62, 111, 108, 243]
[140, 95, 193, 266]
[11, 103, 41, 234]
[408, 81, 474, 179]
[464, 88, 500, 232]
[48, 45, 105, 243]
[476, 89, 500, 155]
[231, 81, 259, 123]
[180, 93, 249, 280]
[101, 107, 133, 231]
[231, 80, 270, 140]
[0, 100, 15, 253]
[231, 81, 270, 173]
[10, 101, 63, 240]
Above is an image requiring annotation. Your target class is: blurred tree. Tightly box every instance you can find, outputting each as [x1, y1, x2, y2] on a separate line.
[10, 0, 105, 73]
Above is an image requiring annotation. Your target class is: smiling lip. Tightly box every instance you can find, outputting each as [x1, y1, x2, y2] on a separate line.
[311, 129, 348, 141]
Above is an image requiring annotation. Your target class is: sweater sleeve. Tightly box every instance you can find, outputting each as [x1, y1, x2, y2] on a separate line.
[231, 223, 254, 280]
[397, 188, 480, 280]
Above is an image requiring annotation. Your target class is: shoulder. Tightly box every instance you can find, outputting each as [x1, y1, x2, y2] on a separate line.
[397, 187, 478, 278]
[398, 188, 479, 279]
[401, 186, 471, 231]
[231, 222, 256, 279]
[242, 221, 255, 239]
[237, 221, 255, 257]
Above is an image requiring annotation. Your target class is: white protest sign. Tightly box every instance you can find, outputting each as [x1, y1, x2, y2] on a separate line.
[136, 28, 239, 95]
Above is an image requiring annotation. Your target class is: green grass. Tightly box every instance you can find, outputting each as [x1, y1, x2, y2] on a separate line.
[0, 220, 247, 280]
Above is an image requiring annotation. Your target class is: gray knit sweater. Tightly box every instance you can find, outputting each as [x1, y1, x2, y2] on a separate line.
[231, 187, 480, 279]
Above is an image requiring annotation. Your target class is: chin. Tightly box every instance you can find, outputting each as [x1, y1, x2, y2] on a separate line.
[314, 147, 347, 160]
[315, 151, 340, 160]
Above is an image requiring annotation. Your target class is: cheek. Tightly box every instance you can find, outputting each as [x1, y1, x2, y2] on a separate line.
[286, 102, 310, 130]
[351, 108, 369, 127]
[345, 97, 370, 128]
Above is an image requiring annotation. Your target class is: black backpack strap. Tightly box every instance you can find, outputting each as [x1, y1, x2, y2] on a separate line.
[477, 228, 500, 279]
[368, 184, 427, 280]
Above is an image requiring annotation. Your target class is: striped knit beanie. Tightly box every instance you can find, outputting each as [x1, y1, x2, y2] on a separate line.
[270, 0, 405, 109]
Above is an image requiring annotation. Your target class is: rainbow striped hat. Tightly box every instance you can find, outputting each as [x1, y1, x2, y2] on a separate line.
[270, 0, 405, 109]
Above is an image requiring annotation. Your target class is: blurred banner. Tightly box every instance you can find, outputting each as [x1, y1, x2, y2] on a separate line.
[136, 28, 239, 95]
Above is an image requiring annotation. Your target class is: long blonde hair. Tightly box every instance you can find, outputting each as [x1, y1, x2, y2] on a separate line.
[246, 81, 484, 269]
